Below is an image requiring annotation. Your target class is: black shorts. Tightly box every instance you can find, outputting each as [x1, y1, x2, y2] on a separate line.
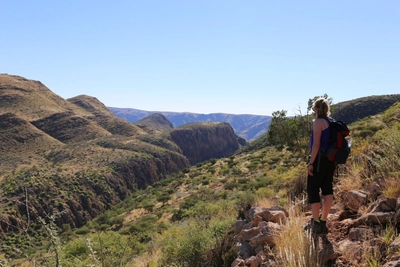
[307, 156, 336, 204]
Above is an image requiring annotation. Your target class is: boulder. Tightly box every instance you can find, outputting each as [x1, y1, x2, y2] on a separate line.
[368, 198, 397, 213]
[344, 190, 367, 212]
[348, 227, 375, 241]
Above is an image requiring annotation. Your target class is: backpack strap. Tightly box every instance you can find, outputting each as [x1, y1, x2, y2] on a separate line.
[321, 118, 329, 128]
[320, 116, 331, 126]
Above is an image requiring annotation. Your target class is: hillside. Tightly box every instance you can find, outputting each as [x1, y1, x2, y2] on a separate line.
[3, 100, 398, 266]
[78, 101, 400, 266]
[0, 75, 90, 121]
[0, 74, 244, 242]
[68, 95, 146, 137]
[332, 94, 400, 124]
[0, 113, 64, 177]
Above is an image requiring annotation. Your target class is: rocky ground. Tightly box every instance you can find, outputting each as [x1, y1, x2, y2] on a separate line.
[231, 186, 400, 267]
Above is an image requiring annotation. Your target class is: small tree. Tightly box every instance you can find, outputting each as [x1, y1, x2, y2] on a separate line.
[142, 201, 155, 213]
[267, 110, 308, 159]
[267, 94, 334, 161]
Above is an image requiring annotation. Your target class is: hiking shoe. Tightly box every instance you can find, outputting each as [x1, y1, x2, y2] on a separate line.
[304, 218, 323, 235]
[319, 219, 329, 235]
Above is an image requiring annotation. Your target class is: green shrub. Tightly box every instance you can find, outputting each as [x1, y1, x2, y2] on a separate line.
[236, 191, 256, 219]
[221, 167, 230, 175]
[96, 224, 109, 231]
[157, 193, 171, 203]
[355, 129, 374, 138]
[269, 156, 281, 163]
[248, 159, 260, 169]
[208, 167, 216, 174]
[64, 232, 145, 266]
[75, 228, 90, 235]
[256, 187, 276, 198]
[238, 178, 248, 184]
[142, 201, 155, 213]
[126, 215, 159, 243]
[209, 158, 217, 165]
[205, 228, 237, 267]
[180, 195, 200, 210]
[171, 209, 185, 222]
[110, 216, 124, 226]
[224, 181, 239, 190]
[184, 201, 222, 220]
[160, 221, 215, 267]
[64, 238, 88, 258]
[95, 211, 115, 226]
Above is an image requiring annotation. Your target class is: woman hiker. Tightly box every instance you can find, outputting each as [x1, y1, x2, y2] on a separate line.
[305, 97, 336, 235]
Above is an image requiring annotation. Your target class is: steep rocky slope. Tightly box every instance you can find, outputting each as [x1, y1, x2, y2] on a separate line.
[168, 122, 246, 164]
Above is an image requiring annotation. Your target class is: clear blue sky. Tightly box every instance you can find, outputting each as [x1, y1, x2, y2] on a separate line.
[1, 1, 399, 116]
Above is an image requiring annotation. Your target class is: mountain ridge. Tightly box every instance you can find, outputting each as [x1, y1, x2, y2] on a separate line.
[109, 107, 272, 141]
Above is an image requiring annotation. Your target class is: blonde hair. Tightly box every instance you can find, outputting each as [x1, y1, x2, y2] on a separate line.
[312, 98, 330, 117]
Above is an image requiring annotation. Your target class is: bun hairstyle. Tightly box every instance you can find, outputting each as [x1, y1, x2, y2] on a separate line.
[312, 98, 330, 117]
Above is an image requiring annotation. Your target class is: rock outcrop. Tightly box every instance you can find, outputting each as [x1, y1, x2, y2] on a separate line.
[231, 206, 288, 267]
[229, 194, 400, 267]
[168, 122, 245, 165]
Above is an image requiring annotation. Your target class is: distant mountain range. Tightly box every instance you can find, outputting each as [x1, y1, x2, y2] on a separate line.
[108, 94, 400, 142]
[108, 108, 272, 141]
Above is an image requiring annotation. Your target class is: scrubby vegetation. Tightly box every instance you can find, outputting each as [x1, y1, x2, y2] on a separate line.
[1, 97, 400, 266]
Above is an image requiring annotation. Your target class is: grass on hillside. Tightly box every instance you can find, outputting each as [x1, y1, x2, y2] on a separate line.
[2, 103, 400, 267]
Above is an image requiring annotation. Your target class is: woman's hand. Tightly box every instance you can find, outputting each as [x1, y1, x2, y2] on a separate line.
[308, 164, 314, 176]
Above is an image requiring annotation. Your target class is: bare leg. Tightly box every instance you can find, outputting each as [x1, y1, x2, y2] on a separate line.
[311, 202, 320, 220]
[321, 194, 334, 220]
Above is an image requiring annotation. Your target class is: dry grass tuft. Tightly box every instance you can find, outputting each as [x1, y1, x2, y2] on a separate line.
[129, 248, 161, 267]
[274, 202, 325, 267]
[335, 171, 363, 192]
[382, 174, 400, 198]
[255, 196, 277, 208]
